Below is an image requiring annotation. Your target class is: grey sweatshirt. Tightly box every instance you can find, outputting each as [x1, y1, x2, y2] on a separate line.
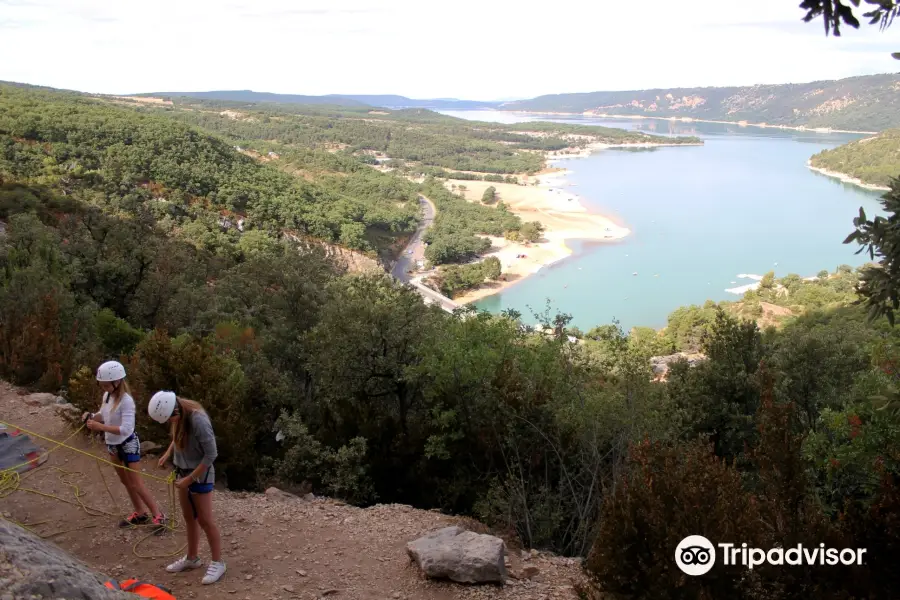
[173, 411, 218, 483]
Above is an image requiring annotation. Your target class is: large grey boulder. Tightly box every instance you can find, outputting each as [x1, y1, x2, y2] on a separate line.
[406, 526, 506, 584]
[0, 520, 130, 599]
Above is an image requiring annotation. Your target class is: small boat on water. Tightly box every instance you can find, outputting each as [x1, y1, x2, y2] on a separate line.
[632, 272, 638, 276]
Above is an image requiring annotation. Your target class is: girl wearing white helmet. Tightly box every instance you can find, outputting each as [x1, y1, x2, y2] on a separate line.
[82, 361, 166, 530]
[149, 391, 226, 585]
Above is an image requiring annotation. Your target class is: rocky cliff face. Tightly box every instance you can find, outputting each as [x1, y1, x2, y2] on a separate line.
[0, 520, 130, 600]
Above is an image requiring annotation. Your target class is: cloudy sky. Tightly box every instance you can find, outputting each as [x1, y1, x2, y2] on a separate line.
[0, 0, 896, 99]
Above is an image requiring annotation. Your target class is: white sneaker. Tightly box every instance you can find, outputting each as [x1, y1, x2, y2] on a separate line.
[166, 555, 202, 573]
[202, 561, 226, 585]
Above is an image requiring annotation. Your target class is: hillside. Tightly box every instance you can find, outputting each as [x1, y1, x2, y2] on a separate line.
[809, 128, 900, 188]
[501, 72, 900, 132]
[0, 83, 421, 262]
[135, 94, 701, 175]
[139, 90, 501, 110]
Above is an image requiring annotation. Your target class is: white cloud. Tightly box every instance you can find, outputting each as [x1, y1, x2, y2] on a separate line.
[0, 0, 896, 99]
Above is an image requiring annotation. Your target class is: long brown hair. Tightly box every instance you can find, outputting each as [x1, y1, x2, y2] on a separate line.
[170, 396, 206, 450]
[105, 379, 132, 413]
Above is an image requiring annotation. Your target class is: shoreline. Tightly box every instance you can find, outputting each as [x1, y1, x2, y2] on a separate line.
[546, 140, 704, 160]
[504, 109, 879, 136]
[443, 148, 631, 305]
[806, 161, 891, 192]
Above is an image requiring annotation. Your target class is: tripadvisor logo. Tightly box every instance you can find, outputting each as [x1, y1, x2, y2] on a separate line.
[676, 535, 716, 576]
[675, 535, 867, 575]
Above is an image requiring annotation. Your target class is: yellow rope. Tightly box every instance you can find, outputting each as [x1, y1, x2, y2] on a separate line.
[0, 419, 186, 559]
[0, 421, 172, 482]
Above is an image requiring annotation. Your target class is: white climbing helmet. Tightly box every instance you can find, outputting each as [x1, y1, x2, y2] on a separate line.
[148, 391, 178, 424]
[96, 361, 126, 382]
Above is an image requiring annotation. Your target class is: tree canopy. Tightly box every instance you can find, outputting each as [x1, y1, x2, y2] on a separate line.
[810, 128, 900, 187]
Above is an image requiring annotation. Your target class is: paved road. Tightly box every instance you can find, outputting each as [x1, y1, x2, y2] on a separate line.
[391, 195, 435, 282]
[390, 196, 459, 313]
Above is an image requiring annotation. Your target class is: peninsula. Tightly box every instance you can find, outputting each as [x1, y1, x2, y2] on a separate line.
[808, 128, 900, 190]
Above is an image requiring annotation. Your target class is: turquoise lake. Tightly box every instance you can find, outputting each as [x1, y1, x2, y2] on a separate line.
[440, 111, 888, 332]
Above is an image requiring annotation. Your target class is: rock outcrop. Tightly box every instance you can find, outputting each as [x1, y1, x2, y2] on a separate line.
[22, 392, 65, 407]
[649, 352, 707, 380]
[407, 526, 506, 584]
[0, 520, 130, 599]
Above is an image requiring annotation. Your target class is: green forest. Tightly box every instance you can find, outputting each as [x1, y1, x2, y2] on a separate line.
[810, 129, 900, 187]
[427, 256, 502, 298]
[0, 84, 422, 262]
[3, 80, 900, 598]
[142, 95, 700, 175]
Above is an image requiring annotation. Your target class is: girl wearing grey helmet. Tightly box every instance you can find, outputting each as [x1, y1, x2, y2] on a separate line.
[82, 360, 166, 530]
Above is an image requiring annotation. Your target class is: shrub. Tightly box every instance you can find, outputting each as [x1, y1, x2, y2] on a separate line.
[585, 437, 767, 599]
[0, 290, 77, 391]
[840, 472, 900, 596]
[265, 411, 375, 505]
[94, 308, 145, 357]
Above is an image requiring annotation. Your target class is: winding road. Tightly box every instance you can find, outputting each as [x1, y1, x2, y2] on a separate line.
[390, 195, 459, 313]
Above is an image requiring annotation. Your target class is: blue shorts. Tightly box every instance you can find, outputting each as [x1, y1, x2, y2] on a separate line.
[189, 482, 214, 494]
[176, 468, 214, 495]
[107, 433, 141, 465]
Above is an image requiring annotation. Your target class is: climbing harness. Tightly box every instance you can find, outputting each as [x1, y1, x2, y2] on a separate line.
[175, 465, 213, 520]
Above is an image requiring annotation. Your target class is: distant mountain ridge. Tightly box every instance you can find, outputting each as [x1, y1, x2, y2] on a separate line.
[138, 71, 900, 131]
[499, 73, 900, 132]
[135, 90, 500, 110]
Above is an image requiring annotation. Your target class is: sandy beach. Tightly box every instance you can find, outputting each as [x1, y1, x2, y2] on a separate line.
[443, 165, 630, 304]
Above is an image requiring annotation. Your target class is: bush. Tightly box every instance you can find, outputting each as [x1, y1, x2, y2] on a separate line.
[0, 214, 78, 390]
[840, 473, 900, 596]
[588, 372, 889, 600]
[586, 437, 767, 599]
[266, 411, 375, 505]
[94, 308, 145, 357]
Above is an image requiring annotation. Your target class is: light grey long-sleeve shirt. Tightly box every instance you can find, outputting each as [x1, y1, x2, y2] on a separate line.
[173, 410, 218, 483]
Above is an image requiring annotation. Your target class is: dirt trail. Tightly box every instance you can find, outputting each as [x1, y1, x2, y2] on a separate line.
[0, 381, 587, 600]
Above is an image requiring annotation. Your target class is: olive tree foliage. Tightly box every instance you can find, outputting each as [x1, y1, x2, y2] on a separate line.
[800, 1, 900, 324]
[800, 0, 898, 35]
[798, 0, 898, 57]
[844, 169, 900, 325]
